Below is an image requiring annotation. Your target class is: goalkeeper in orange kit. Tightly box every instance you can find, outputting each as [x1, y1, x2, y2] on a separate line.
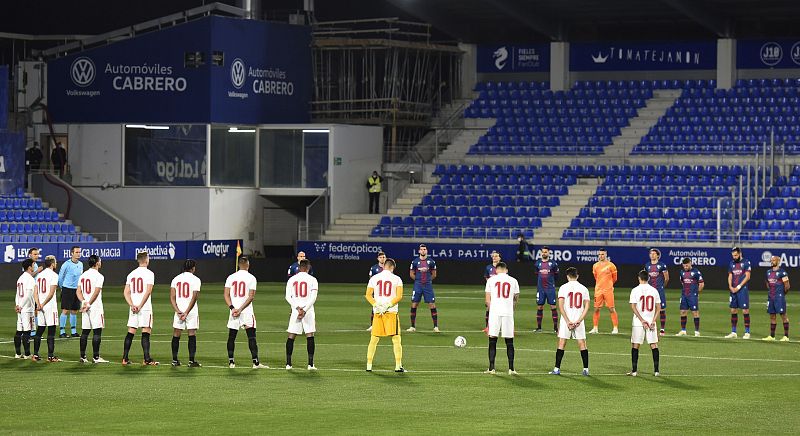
[590, 248, 619, 334]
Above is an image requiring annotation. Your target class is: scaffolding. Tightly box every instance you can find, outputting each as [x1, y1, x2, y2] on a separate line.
[311, 18, 463, 162]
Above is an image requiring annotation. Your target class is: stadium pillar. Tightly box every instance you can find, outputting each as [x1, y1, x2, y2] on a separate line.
[716, 38, 737, 90]
[460, 43, 478, 99]
[550, 42, 570, 91]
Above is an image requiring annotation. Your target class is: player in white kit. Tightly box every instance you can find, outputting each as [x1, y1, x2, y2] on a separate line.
[122, 252, 157, 366]
[285, 259, 318, 370]
[628, 270, 662, 377]
[76, 255, 108, 364]
[14, 259, 37, 359]
[550, 267, 591, 376]
[170, 259, 202, 367]
[33, 256, 61, 362]
[484, 262, 520, 375]
[224, 257, 266, 369]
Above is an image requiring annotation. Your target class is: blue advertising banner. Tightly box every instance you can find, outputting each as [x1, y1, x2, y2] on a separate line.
[210, 18, 312, 124]
[737, 39, 800, 69]
[477, 44, 550, 73]
[0, 65, 7, 127]
[570, 41, 717, 71]
[0, 130, 25, 194]
[297, 241, 800, 269]
[1, 240, 240, 263]
[124, 125, 207, 186]
[47, 16, 311, 124]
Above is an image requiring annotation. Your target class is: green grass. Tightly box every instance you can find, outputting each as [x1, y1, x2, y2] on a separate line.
[0, 283, 798, 434]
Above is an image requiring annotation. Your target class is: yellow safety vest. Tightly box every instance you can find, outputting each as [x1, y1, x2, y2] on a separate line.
[368, 176, 381, 193]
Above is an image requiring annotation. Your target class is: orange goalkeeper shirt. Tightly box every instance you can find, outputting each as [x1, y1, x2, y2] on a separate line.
[592, 260, 618, 293]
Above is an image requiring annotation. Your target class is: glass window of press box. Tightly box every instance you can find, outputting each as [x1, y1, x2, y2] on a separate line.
[210, 126, 256, 186]
[259, 128, 329, 188]
[124, 125, 208, 186]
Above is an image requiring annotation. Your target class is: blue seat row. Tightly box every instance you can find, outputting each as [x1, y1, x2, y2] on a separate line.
[431, 186, 568, 197]
[579, 207, 729, 220]
[666, 105, 799, 117]
[656, 115, 800, 128]
[0, 209, 60, 222]
[596, 185, 730, 196]
[632, 143, 800, 155]
[409, 205, 552, 218]
[0, 198, 44, 210]
[475, 81, 549, 91]
[0, 234, 92, 243]
[740, 231, 800, 242]
[422, 195, 562, 208]
[470, 98, 646, 110]
[563, 228, 721, 242]
[0, 222, 75, 234]
[469, 144, 605, 155]
[746, 219, 800, 230]
[432, 164, 748, 177]
[437, 173, 575, 186]
[571, 217, 722, 230]
[572, 79, 715, 89]
[379, 216, 543, 228]
[370, 226, 534, 240]
[685, 86, 800, 97]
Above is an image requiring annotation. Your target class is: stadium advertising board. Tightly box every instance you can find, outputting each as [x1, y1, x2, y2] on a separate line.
[297, 241, 800, 267]
[0, 130, 25, 194]
[570, 41, 717, 71]
[124, 125, 207, 186]
[477, 44, 550, 73]
[47, 16, 311, 124]
[0, 65, 7, 127]
[1, 240, 240, 263]
[737, 39, 800, 69]
[210, 18, 312, 124]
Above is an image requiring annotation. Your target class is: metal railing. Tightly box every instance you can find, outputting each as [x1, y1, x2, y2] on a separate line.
[304, 187, 330, 240]
[87, 232, 208, 242]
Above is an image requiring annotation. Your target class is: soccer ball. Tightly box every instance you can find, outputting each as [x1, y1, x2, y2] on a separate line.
[454, 336, 467, 348]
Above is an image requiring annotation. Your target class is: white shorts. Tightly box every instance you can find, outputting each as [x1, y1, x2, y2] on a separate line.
[287, 308, 316, 335]
[127, 310, 153, 329]
[17, 312, 35, 331]
[558, 318, 586, 340]
[82, 308, 105, 330]
[36, 310, 59, 327]
[487, 314, 514, 338]
[631, 325, 659, 345]
[227, 308, 256, 330]
[173, 310, 199, 330]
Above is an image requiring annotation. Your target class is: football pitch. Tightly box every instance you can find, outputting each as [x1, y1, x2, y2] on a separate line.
[1, 282, 798, 434]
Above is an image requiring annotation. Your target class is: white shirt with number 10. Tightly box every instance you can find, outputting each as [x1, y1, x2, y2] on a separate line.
[225, 270, 258, 309]
[367, 270, 403, 313]
[557, 280, 589, 322]
[171, 272, 202, 315]
[286, 271, 319, 312]
[629, 284, 661, 327]
[126, 266, 155, 311]
[484, 272, 520, 316]
[78, 269, 105, 311]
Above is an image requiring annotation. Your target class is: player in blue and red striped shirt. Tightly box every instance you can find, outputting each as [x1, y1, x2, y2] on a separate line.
[534, 246, 559, 333]
[676, 258, 703, 337]
[725, 247, 752, 339]
[482, 251, 502, 333]
[407, 244, 438, 332]
[763, 255, 790, 341]
[366, 252, 387, 332]
[645, 248, 669, 335]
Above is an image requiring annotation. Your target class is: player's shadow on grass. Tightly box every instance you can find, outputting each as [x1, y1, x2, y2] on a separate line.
[572, 374, 620, 390]
[497, 374, 544, 389]
[641, 375, 700, 391]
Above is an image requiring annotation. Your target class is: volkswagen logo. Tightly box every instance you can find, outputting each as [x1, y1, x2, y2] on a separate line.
[70, 57, 95, 87]
[230, 58, 246, 89]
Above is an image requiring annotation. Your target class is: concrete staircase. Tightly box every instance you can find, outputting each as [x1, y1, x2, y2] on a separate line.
[320, 183, 436, 241]
[436, 128, 489, 162]
[532, 178, 600, 244]
[603, 89, 682, 157]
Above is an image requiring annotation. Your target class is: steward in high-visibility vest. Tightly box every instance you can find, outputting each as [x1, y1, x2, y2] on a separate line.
[367, 171, 383, 214]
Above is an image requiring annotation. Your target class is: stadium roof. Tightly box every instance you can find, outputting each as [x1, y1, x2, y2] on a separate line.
[0, 0, 799, 55]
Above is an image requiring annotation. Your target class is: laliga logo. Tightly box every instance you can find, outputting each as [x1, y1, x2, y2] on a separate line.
[314, 243, 327, 252]
[493, 47, 508, 70]
[230, 58, 246, 89]
[591, 52, 609, 64]
[70, 57, 96, 87]
[760, 42, 783, 66]
[759, 251, 773, 267]
[4, 244, 14, 263]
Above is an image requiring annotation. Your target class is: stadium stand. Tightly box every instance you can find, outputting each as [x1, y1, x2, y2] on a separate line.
[0, 189, 93, 243]
[634, 78, 800, 155]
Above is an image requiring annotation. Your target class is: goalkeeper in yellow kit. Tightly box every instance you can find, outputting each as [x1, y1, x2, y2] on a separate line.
[365, 258, 405, 372]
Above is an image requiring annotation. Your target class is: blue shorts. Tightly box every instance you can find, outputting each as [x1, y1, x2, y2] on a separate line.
[768, 295, 786, 314]
[537, 288, 556, 306]
[729, 289, 750, 309]
[412, 284, 435, 303]
[680, 293, 699, 311]
[658, 288, 667, 309]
